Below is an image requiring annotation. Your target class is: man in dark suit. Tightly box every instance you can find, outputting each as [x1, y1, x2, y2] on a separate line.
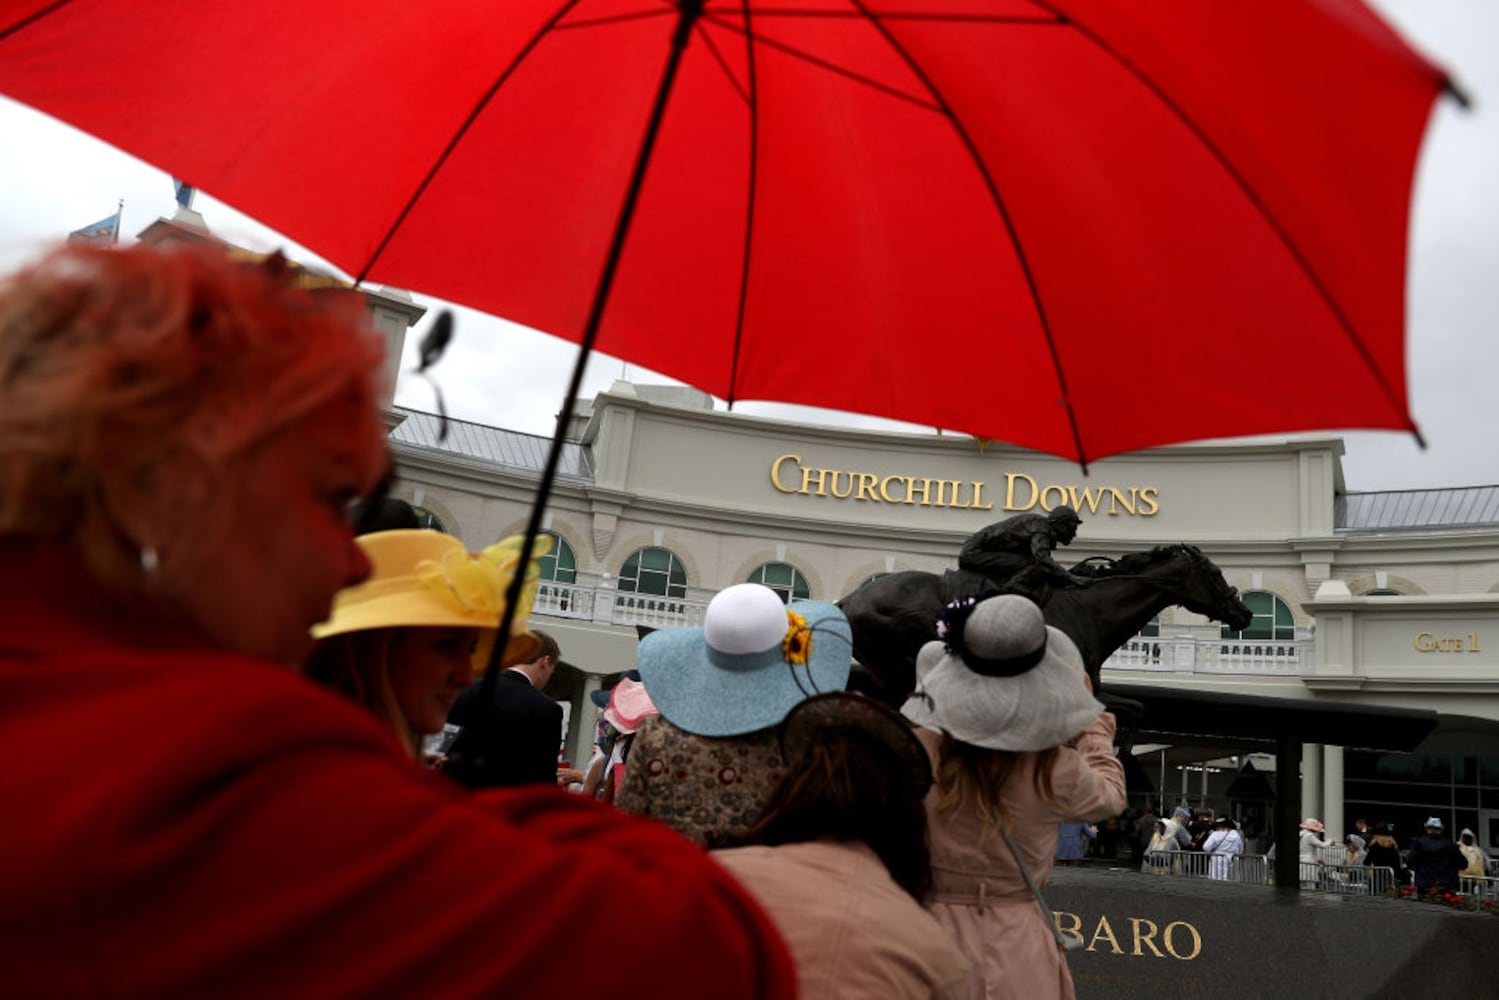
[445, 631, 564, 789]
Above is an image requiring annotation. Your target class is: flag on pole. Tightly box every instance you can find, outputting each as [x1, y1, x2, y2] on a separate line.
[173, 179, 195, 209]
[67, 205, 121, 244]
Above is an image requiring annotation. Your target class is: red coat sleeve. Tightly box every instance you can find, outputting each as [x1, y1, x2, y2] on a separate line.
[6, 649, 797, 999]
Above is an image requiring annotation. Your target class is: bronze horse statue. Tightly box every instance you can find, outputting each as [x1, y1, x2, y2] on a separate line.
[838, 543, 1254, 709]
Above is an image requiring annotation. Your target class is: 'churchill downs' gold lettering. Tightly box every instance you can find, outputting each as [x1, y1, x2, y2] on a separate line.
[769, 455, 1159, 516]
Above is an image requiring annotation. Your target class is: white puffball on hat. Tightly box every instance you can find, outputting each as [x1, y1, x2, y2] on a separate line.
[704, 583, 789, 654]
[635, 583, 853, 737]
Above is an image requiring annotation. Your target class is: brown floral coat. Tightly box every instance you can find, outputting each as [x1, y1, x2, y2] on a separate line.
[614, 714, 786, 846]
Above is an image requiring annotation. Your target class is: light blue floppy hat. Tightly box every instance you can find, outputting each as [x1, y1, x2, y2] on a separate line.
[636, 583, 853, 737]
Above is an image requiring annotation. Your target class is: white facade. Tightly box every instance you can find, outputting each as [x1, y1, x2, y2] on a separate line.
[387, 385, 1499, 826]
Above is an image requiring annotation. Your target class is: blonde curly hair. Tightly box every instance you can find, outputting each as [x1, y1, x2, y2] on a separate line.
[0, 239, 385, 587]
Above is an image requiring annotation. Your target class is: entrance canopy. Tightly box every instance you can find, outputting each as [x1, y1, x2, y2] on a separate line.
[1111, 682, 1441, 891]
[1115, 683, 1438, 752]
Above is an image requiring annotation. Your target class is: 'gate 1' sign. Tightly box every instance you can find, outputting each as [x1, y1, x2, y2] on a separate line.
[1413, 630, 1481, 652]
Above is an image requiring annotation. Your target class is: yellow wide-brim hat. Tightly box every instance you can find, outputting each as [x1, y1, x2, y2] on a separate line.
[311, 529, 552, 670]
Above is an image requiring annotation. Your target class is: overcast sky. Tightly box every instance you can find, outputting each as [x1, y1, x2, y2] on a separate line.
[1, 1, 1493, 493]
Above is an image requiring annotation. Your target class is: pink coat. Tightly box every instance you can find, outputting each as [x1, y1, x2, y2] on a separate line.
[918, 713, 1125, 1000]
[715, 840, 971, 999]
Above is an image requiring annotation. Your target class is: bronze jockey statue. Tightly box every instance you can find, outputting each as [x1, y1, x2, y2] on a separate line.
[957, 506, 1088, 602]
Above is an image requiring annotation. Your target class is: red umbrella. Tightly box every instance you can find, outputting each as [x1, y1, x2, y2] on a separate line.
[0, 1, 1462, 718]
[0, 0, 1459, 464]
[0, 0, 1463, 779]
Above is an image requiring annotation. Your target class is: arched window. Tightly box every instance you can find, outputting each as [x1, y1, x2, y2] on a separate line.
[747, 562, 811, 603]
[411, 505, 445, 532]
[1222, 591, 1295, 640]
[537, 531, 577, 584]
[1139, 614, 1161, 638]
[617, 547, 687, 598]
[534, 531, 578, 613]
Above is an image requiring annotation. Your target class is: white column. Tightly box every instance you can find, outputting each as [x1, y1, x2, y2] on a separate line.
[1323, 745, 1344, 842]
[1301, 742, 1323, 823]
[569, 674, 603, 773]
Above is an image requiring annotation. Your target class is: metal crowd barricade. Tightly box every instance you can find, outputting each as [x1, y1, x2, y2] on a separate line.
[1143, 852, 1270, 885]
[1460, 875, 1498, 903]
[1141, 850, 1177, 876]
[1233, 853, 1269, 885]
[1296, 863, 1396, 894]
[1322, 864, 1395, 895]
[1170, 851, 1212, 878]
[1298, 861, 1329, 889]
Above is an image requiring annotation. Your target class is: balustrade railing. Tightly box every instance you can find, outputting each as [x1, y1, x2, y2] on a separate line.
[1105, 636, 1312, 676]
[531, 581, 1314, 678]
[532, 580, 709, 629]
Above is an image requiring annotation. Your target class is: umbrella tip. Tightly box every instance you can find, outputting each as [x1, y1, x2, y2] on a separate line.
[1411, 426, 1428, 451]
[419, 310, 455, 372]
[1444, 78, 1473, 111]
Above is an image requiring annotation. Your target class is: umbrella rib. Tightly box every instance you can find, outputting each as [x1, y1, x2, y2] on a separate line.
[702, 12, 940, 112]
[1033, 1, 1424, 442]
[718, 8, 1061, 24]
[694, 18, 750, 105]
[355, 0, 591, 285]
[0, 0, 72, 43]
[725, 0, 762, 408]
[844, 0, 1090, 469]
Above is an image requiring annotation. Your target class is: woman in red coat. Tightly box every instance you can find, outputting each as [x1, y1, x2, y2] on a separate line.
[0, 241, 792, 998]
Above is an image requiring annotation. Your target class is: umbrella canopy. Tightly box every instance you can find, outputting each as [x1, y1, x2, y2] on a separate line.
[0, 0, 1454, 462]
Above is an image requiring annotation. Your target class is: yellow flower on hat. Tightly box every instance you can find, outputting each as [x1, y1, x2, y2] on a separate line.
[782, 608, 811, 665]
[414, 532, 553, 635]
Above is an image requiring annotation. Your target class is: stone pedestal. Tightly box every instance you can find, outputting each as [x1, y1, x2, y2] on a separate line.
[1047, 867, 1497, 996]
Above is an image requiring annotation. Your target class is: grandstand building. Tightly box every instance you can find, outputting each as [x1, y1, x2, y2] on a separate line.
[388, 384, 1499, 856]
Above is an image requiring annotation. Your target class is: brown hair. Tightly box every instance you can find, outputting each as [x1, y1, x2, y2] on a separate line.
[305, 629, 418, 758]
[725, 725, 933, 902]
[529, 629, 561, 663]
[0, 241, 384, 589]
[934, 734, 1060, 842]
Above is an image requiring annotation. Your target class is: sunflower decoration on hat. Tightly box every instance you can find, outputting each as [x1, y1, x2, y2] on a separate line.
[312, 529, 552, 670]
[636, 583, 852, 737]
[901, 592, 1103, 752]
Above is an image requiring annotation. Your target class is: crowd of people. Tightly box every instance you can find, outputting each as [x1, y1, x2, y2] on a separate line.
[1125, 803, 1492, 896]
[0, 240, 1130, 998]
